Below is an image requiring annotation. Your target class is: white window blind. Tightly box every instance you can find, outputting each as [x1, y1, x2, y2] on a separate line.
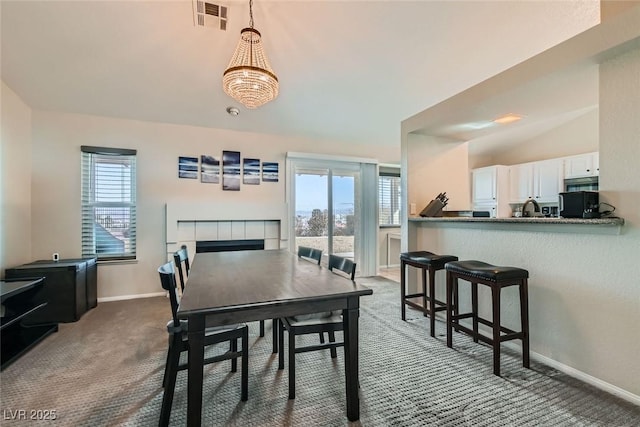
[81, 146, 137, 260]
[379, 173, 401, 226]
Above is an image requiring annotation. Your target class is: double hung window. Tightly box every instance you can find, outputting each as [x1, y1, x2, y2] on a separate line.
[378, 170, 401, 227]
[81, 146, 137, 260]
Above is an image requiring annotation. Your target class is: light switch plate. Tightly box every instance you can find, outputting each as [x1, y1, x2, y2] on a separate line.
[410, 203, 416, 215]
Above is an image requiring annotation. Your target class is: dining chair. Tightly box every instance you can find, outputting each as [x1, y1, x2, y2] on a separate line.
[328, 254, 356, 280]
[172, 245, 190, 292]
[278, 254, 356, 399]
[297, 246, 323, 265]
[271, 246, 324, 354]
[157, 262, 248, 426]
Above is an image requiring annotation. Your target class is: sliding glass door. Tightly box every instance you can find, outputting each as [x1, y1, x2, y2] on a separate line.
[287, 153, 378, 277]
[293, 167, 359, 263]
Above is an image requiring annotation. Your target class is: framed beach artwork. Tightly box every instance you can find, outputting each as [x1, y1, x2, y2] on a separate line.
[243, 158, 261, 185]
[262, 162, 279, 182]
[178, 156, 198, 179]
[200, 155, 220, 183]
[222, 151, 241, 191]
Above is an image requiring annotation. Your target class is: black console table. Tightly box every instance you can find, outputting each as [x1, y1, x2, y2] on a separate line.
[1, 278, 58, 370]
[5, 258, 97, 324]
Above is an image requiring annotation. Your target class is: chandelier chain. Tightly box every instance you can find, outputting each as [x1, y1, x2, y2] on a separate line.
[249, 0, 254, 29]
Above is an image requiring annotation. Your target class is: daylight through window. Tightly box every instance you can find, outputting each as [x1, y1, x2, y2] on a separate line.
[81, 146, 137, 260]
[379, 172, 401, 226]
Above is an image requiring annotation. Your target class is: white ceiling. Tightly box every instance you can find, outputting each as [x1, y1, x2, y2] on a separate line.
[1, 1, 600, 149]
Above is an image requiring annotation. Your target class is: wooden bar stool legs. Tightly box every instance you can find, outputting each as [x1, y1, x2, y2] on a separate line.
[520, 279, 530, 369]
[445, 260, 530, 376]
[400, 251, 458, 337]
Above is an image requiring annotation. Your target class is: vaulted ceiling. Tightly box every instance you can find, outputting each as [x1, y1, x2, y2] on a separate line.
[1, 1, 600, 149]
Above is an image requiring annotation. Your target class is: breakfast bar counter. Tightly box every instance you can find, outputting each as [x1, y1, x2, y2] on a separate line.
[404, 210, 638, 398]
[408, 216, 624, 234]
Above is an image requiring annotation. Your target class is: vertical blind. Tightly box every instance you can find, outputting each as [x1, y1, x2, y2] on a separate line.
[378, 174, 401, 226]
[81, 146, 137, 260]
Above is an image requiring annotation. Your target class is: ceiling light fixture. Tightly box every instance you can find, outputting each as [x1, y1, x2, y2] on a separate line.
[226, 106, 240, 116]
[493, 113, 524, 124]
[222, 0, 278, 109]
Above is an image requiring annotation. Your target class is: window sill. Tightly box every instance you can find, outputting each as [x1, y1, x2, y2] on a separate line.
[96, 258, 138, 266]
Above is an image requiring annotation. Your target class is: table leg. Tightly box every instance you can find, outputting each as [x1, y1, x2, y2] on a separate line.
[187, 315, 205, 427]
[343, 297, 360, 422]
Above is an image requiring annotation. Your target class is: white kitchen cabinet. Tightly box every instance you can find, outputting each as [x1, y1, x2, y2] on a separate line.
[534, 158, 563, 203]
[509, 159, 562, 204]
[564, 152, 599, 178]
[472, 165, 510, 217]
[509, 163, 534, 203]
[472, 167, 498, 204]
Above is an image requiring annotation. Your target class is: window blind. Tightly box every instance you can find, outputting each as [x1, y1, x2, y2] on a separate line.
[378, 174, 401, 226]
[81, 146, 137, 260]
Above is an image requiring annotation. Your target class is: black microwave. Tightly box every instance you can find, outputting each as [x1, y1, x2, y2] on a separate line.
[559, 191, 599, 218]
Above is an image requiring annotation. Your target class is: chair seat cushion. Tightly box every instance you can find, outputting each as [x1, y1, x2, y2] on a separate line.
[400, 251, 459, 268]
[287, 312, 342, 327]
[445, 260, 529, 282]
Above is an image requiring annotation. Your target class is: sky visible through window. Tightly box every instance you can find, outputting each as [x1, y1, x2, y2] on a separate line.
[295, 174, 354, 215]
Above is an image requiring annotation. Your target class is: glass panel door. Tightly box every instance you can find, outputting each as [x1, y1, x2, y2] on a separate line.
[331, 171, 357, 260]
[293, 166, 359, 267]
[294, 168, 329, 256]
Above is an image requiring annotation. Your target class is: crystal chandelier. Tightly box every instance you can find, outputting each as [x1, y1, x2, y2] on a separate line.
[222, 0, 278, 109]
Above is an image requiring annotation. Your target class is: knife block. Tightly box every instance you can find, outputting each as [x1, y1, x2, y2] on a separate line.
[419, 199, 445, 217]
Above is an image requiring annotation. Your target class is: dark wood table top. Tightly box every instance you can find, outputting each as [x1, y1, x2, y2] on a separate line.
[177, 249, 372, 318]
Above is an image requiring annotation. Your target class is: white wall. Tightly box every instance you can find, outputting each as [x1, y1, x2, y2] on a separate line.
[407, 134, 470, 213]
[0, 81, 32, 273]
[485, 108, 599, 166]
[27, 111, 399, 299]
[378, 227, 400, 268]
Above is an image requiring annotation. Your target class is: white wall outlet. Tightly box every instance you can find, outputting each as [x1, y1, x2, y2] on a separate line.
[410, 203, 417, 215]
[52, 252, 60, 262]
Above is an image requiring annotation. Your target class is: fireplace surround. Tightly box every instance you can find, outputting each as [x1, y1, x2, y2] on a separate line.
[165, 202, 288, 261]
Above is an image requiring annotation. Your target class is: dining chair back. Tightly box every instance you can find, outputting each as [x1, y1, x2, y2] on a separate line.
[159, 262, 182, 328]
[278, 251, 360, 399]
[271, 246, 324, 354]
[172, 245, 190, 292]
[328, 254, 356, 280]
[297, 246, 323, 264]
[157, 262, 248, 426]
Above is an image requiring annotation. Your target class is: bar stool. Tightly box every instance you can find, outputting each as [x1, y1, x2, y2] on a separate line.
[400, 251, 459, 337]
[445, 260, 530, 376]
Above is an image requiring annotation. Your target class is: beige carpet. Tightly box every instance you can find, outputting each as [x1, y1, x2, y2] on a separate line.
[1, 277, 638, 426]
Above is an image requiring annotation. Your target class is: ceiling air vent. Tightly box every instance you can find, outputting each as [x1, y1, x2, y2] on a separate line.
[192, 1, 227, 30]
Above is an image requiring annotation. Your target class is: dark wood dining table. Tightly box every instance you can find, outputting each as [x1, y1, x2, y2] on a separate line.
[177, 249, 373, 425]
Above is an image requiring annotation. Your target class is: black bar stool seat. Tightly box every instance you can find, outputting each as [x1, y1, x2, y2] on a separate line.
[400, 251, 458, 337]
[445, 260, 530, 376]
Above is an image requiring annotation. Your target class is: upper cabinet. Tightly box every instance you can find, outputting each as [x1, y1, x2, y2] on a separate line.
[508, 163, 534, 203]
[472, 166, 499, 204]
[472, 165, 510, 217]
[534, 158, 564, 202]
[564, 152, 599, 178]
[509, 159, 563, 204]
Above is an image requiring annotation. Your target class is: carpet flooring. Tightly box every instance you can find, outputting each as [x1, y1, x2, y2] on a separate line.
[1, 276, 638, 426]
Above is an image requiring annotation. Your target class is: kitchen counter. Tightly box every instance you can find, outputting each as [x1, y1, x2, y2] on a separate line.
[409, 216, 624, 234]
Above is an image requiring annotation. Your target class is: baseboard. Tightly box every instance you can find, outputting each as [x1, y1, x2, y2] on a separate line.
[97, 292, 166, 303]
[438, 316, 640, 406]
[380, 263, 400, 269]
[501, 341, 640, 406]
